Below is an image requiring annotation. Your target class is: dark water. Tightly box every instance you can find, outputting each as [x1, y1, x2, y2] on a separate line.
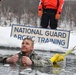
[0, 49, 76, 75]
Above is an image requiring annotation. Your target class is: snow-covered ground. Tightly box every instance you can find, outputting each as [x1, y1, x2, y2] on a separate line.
[0, 26, 76, 55]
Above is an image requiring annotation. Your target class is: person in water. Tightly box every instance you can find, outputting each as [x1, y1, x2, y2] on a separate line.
[1, 38, 64, 67]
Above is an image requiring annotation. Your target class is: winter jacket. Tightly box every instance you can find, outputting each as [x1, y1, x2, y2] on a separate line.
[38, 0, 64, 14]
[18, 51, 53, 67]
[0, 51, 52, 67]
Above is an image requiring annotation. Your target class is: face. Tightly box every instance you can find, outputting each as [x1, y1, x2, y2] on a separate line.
[21, 39, 34, 53]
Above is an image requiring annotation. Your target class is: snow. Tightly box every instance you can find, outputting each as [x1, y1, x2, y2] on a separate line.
[0, 26, 76, 55]
[0, 27, 22, 47]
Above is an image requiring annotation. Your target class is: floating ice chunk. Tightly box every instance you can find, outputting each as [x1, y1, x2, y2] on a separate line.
[20, 68, 32, 75]
[3, 64, 10, 67]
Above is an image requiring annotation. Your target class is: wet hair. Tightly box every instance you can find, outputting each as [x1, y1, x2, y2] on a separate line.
[23, 38, 34, 46]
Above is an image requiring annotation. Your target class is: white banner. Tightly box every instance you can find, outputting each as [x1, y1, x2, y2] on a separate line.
[11, 24, 70, 48]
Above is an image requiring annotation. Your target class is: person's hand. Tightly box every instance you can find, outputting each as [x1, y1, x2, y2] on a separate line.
[6, 54, 18, 64]
[55, 14, 61, 19]
[22, 56, 32, 66]
[50, 53, 64, 63]
[38, 10, 43, 17]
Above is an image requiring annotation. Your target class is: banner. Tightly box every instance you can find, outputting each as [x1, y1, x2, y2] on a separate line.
[11, 24, 70, 48]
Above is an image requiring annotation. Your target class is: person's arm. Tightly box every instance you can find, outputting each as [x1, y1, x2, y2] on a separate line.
[31, 53, 64, 67]
[32, 58, 53, 67]
[57, 0, 64, 14]
[31, 53, 53, 67]
[5, 54, 19, 64]
[0, 55, 12, 64]
[38, 0, 43, 17]
[55, 0, 64, 19]
[38, 0, 43, 10]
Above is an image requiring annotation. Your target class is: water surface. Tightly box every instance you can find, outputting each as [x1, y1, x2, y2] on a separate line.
[0, 49, 76, 75]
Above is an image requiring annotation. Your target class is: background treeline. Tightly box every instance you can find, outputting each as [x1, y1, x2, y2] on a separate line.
[0, 0, 76, 30]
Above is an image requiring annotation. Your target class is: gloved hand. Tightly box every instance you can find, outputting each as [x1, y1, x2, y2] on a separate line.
[55, 14, 61, 19]
[38, 10, 43, 17]
[49, 53, 64, 63]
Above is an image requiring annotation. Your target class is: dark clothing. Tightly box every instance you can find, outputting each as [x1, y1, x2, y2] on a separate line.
[41, 9, 58, 29]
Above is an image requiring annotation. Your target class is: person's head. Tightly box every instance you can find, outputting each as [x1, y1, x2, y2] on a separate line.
[21, 38, 34, 53]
